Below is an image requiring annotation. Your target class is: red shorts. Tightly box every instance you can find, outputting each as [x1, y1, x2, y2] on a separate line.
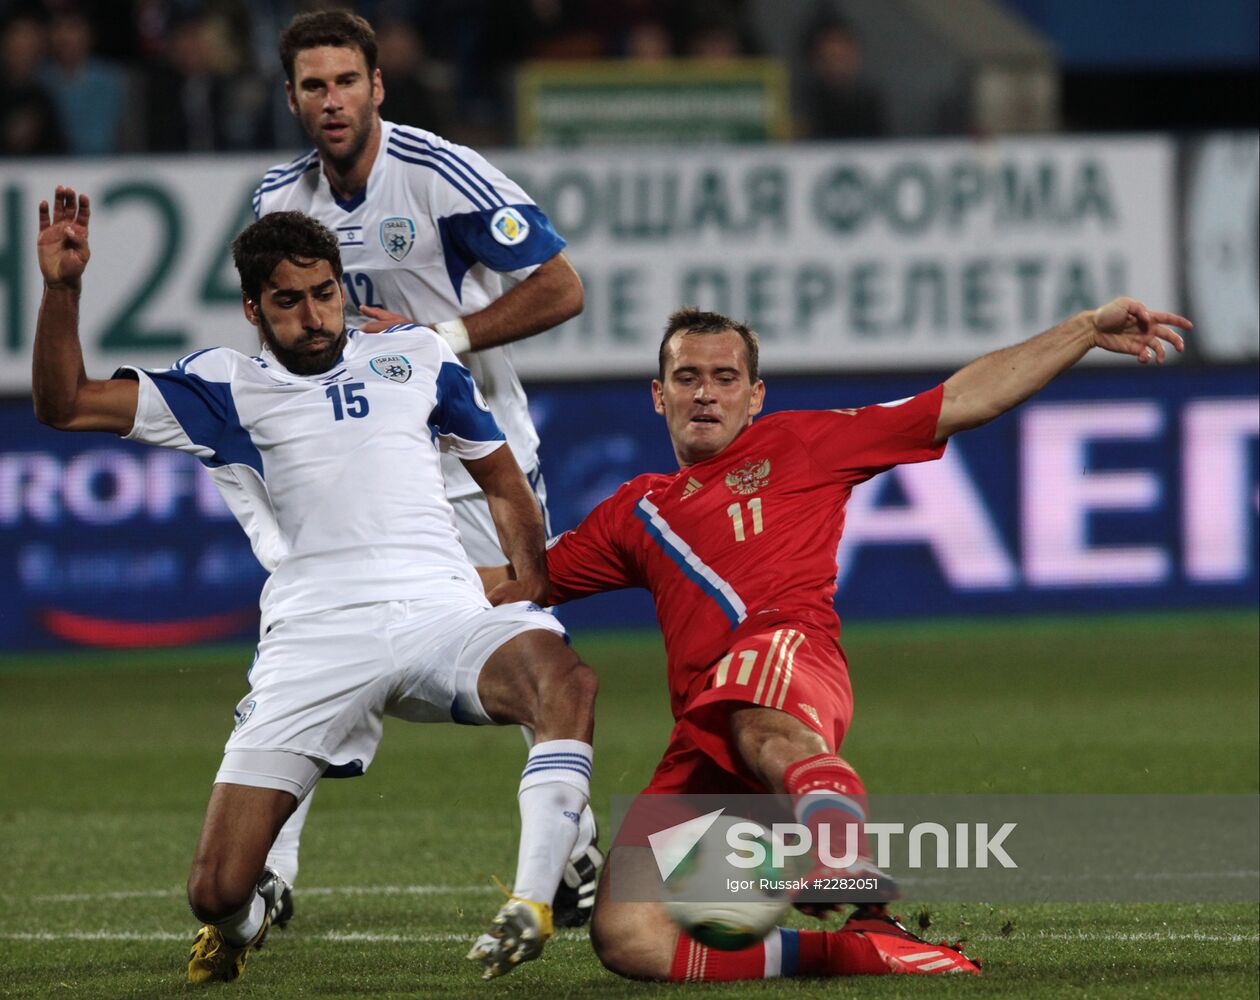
[644, 625, 854, 795]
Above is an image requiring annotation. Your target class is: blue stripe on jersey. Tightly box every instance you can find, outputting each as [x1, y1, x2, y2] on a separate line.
[385, 146, 494, 211]
[373, 323, 422, 336]
[389, 129, 506, 209]
[259, 151, 317, 186]
[633, 497, 747, 628]
[779, 930, 800, 977]
[428, 361, 505, 445]
[255, 158, 319, 197]
[173, 347, 215, 373]
[146, 369, 263, 477]
[261, 150, 317, 182]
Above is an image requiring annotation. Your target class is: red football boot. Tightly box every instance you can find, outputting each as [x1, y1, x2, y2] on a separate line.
[842, 906, 982, 975]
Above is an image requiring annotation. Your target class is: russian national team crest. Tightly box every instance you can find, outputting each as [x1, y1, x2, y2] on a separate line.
[370, 354, 413, 383]
[380, 217, 416, 261]
[725, 458, 771, 496]
[490, 206, 530, 246]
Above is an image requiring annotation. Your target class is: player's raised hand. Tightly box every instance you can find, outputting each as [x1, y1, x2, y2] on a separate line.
[1090, 297, 1191, 365]
[359, 305, 412, 333]
[37, 186, 92, 290]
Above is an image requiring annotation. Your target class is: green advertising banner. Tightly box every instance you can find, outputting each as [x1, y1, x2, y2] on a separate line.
[516, 59, 790, 147]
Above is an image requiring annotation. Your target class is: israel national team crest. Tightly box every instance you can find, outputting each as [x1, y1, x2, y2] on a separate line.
[490, 206, 530, 246]
[380, 217, 416, 261]
[725, 458, 771, 496]
[234, 699, 256, 730]
[370, 354, 413, 383]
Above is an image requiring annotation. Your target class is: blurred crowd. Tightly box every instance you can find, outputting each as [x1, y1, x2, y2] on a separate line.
[0, 0, 886, 156]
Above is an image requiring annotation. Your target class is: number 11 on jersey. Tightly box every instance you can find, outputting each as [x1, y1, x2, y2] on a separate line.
[727, 498, 764, 542]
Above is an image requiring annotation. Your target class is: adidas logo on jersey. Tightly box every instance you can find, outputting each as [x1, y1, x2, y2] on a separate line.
[681, 477, 704, 499]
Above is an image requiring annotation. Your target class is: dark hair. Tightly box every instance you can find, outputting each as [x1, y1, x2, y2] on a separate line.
[232, 212, 343, 301]
[658, 307, 760, 382]
[279, 10, 378, 84]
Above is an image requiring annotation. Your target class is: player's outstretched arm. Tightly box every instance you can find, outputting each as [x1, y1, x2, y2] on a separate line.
[32, 186, 137, 434]
[461, 446, 551, 607]
[359, 253, 583, 350]
[934, 297, 1189, 442]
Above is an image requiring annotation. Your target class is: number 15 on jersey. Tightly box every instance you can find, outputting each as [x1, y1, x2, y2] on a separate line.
[326, 382, 370, 421]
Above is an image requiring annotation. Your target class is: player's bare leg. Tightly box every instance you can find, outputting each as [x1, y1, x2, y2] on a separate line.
[731, 705, 894, 909]
[589, 846, 678, 979]
[186, 783, 297, 982]
[729, 705, 830, 793]
[467, 629, 598, 978]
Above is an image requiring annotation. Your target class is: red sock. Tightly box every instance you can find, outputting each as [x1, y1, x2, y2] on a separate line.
[670, 932, 766, 981]
[669, 928, 887, 981]
[795, 929, 888, 975]
[782, 753, 869, 864]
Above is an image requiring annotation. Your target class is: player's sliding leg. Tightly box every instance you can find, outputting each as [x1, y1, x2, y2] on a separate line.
[589, 847, 979, 981]
[730, 706, 895, 904]
[185, 772, 307, 983]
[467, 628, 598, 979]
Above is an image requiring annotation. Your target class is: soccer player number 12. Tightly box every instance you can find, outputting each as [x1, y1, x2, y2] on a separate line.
[726, 498, 764, 542]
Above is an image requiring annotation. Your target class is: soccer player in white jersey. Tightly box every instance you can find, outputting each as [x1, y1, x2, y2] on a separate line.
[33, 187, 597, 983]
[254, 10, 599, 929]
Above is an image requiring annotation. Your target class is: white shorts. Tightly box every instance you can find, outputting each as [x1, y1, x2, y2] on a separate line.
[219, 592, 566, 785]
[451, 465, 552, 565]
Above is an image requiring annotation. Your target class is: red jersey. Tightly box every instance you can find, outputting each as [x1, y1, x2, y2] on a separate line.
[545, 387, 947, 716]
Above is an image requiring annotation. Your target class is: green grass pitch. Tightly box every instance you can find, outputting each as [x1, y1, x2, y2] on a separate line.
[1, 610, 1256, 998]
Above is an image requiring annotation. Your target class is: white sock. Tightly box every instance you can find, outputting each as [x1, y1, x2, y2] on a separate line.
[521, 725, 599, 862]
[265, 789, 314, 887]
[513, 739, 593, 905]
[214, 892, 265, 946]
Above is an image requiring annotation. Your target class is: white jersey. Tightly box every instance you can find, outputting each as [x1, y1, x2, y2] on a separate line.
[253, 120, 564, 498]
[121, 326, 504, 632]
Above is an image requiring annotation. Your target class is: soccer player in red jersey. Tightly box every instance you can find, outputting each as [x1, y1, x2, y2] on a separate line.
[484, 299, 1188, 981]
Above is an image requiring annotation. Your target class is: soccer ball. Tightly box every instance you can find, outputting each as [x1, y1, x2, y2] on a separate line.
[662, 814, 794, 951]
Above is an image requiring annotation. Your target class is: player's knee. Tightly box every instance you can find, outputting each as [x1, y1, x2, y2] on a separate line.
[537, 652, 598, 718]
[590, 901, 672, 981]
[561, 656, 598, 709]
[186, 864, 253, 924]
[730, 706, 828, 792]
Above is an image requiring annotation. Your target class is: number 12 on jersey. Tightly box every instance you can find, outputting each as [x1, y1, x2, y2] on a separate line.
[727, 498, 764, 542]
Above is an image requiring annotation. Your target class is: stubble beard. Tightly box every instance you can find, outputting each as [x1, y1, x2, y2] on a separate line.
[259, 313, 347, 376]
[311, 103, 375, 176]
